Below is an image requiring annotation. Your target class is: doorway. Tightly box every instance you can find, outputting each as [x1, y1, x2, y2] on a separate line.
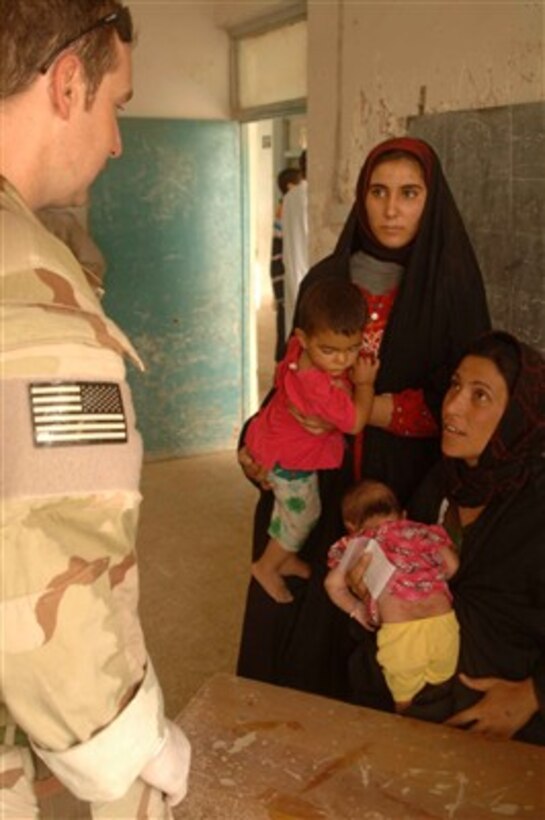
[244, 113, 307, 407]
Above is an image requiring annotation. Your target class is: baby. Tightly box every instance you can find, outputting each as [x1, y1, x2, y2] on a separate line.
[325, 479, 460, 711]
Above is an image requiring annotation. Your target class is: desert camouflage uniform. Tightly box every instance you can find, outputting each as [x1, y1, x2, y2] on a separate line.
[0, 177, 190, 818]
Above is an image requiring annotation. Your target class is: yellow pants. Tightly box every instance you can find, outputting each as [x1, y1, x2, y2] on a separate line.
[376, 611, 460, 704]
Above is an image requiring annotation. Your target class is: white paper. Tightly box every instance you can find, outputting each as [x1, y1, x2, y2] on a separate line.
[336, 535, 396, 600]
[362, 538, 396, 600]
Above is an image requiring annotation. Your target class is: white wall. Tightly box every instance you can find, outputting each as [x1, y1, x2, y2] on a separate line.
[125, 1, 296, 119]
[247, 121, 274, 308]
[124, 1, 544, 267]
[126, 1, 231, 118]
[307, 0, 545, 260]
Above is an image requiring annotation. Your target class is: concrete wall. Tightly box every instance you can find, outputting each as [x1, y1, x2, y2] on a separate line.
[307, 0, 545, 260]
[124, 1, 543, 261]
[126, 1, 296, 119]
[126, 1, 230, 119]
[92, 119, 244, 457]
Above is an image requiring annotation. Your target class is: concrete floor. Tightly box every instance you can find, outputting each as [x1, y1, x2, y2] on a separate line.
[138, 298, 276, 718]
[137, 452, 257, 718]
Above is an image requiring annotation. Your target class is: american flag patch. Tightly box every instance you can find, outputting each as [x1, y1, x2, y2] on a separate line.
[29, 382, 128, 447]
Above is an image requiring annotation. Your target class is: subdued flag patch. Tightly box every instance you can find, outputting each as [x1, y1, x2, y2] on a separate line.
[29, 382, 128, 447]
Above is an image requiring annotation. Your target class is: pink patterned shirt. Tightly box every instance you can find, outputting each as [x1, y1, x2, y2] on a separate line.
[328, 519, 454, 603]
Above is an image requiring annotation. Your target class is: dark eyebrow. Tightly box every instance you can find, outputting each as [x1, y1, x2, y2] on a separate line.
[369, 182, 424, 190]
[469, 380, 493, 390]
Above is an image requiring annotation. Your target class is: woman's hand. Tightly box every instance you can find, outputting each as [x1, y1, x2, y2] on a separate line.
[237, 446, 272, 491]
[446, 673, 539, 739]
[289, 403, 334, 435]
[346, 551, 373, 598]
[345, 553, 380, 630]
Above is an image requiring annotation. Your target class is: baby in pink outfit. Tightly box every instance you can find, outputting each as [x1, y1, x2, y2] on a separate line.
[325, 479, 460, 711]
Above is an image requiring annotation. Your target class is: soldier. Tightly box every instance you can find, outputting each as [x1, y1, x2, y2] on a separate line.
[0, 2, 191, 817]
[37, 201, 108, 299]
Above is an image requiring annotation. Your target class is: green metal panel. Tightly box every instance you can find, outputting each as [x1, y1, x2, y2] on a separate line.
[91, 117, 246, 457]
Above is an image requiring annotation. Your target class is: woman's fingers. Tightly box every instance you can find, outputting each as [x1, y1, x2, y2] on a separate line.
[347, 552, 373, 598]
[238, 446, 272, 490]
[446, 675, 539, 739]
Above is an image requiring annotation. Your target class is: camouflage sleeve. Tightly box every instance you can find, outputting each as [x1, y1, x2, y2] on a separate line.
[0, 377, 190, 803]
[1, 179, 190, 804]
[32, 664, 173, 803]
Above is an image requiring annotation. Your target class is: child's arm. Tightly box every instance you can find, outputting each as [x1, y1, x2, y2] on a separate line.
[349, 355, 380, 434]
[324, 565, 369, 628]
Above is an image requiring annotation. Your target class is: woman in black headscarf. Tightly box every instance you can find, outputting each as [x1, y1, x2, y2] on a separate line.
[350, 331, 545, 745]
[237, 137, 491, 701]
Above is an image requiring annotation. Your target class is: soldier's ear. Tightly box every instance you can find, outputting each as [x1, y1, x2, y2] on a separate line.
[49, 53, 85, 119]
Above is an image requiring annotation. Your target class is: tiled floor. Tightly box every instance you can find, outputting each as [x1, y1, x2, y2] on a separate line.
[138, 298, 277, 719]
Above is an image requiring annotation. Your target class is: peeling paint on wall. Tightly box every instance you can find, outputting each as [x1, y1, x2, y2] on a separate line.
[309, 1, 544, 262]
[91, 118, 245, 457]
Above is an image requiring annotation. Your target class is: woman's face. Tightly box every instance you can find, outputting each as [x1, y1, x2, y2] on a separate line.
[364, 157, 427, 248]
[442, 356, 510, 466]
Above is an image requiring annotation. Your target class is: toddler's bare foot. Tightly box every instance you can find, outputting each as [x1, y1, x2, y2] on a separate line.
[280, 554, 311, 579]
[252, 562, 294, 603]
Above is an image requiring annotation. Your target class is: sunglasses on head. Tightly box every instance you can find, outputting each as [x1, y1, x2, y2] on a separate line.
[39, 5, 133, 74]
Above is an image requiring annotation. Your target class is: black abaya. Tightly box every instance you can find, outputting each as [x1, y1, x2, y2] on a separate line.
[237, 138, 491, 699]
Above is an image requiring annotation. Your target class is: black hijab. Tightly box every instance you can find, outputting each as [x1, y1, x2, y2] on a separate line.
[293, 137, 491, 503]
[444, 331, 545, 507]
[297, 137, 491, 411]
[351, 136, 433, 265]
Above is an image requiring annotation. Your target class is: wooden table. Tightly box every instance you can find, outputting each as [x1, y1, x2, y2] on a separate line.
[174, 673, 545, 819]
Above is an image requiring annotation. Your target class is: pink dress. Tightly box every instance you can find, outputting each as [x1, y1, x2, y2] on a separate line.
[246, 337, 356, 471]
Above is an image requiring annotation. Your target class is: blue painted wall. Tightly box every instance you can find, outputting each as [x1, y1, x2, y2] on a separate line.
[91, 118, 247, 457]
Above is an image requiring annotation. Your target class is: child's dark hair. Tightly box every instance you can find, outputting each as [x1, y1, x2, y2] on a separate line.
[342, 480, 401, 531]
[277, 167, 301, 196]
[296, 278, 368, 337]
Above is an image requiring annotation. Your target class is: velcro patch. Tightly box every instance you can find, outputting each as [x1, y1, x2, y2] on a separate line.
[29, 382, 128, 447]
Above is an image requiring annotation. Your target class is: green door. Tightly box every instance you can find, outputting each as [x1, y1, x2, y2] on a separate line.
[91, 118, 248, 457]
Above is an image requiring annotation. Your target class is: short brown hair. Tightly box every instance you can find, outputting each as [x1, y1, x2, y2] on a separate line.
[1, 1, 132, 103]
[296, 278, 368, 338]
[342, 480, 401, 531]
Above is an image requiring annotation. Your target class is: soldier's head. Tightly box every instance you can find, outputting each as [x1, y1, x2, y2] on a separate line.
[1, 1, 134, 105]
[1, 1, 135, 209]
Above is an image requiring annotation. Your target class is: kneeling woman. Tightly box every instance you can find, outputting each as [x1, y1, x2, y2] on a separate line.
[349, 331, 545, 745]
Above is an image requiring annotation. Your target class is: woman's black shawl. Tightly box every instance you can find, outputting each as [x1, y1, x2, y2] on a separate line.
[428, 459, 543, 744]
[237, 141, 491, 700]
[297, 146, 491, 503]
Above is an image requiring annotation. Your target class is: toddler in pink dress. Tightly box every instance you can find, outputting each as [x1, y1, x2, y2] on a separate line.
[247, 278, 378, 603]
